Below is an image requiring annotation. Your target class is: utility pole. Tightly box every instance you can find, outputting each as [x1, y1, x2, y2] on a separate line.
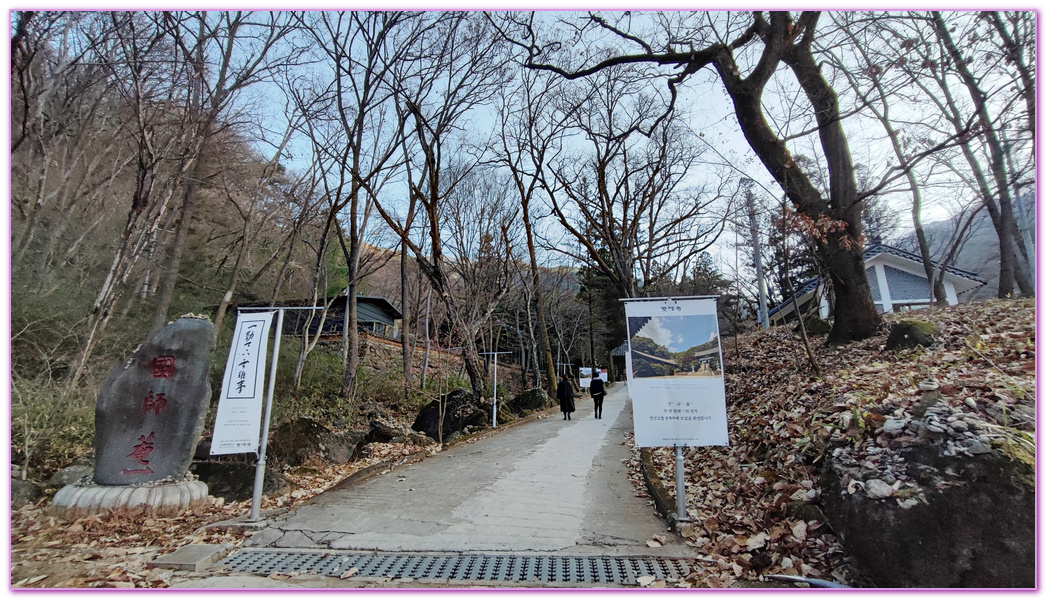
[742, 179, 770, 329]
[586, 285, 596, 368]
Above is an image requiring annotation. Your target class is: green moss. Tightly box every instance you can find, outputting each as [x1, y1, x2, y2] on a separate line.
[896, 320, 941, 336]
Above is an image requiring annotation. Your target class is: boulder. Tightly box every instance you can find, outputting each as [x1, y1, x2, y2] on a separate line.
[190, 461, 292, 502]
[367, 418, 435, 446]
[47, 464, 93, 488]
[93, 317, 214, 486]
[267, 417, 363, 468]
[819, 445, 1034, 587]
[796, 317, 832, 336]
[11, 478, 43, 507]
[505, 388, 551, 416]
[884, 320, 941, 351]
[412, 389, 491, 441]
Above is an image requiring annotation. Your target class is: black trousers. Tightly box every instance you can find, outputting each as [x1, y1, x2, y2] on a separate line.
[593, 395, 604, 418]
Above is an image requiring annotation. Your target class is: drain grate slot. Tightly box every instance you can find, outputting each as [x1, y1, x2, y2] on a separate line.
[220, 550, 691, 585]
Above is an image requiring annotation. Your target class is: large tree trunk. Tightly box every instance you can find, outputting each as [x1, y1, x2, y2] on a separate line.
[715, 12, 881, 343]
[461, 331, 487, 401]
[341, 291, 361, 397]
[522, 208, 557, 397]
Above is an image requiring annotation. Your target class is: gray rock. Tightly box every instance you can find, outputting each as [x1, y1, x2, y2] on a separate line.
[884, 320, 941, 351]
[190, 461, 292, 502]
[883, 419, 907, 434]
[864, 479, 895, 499]
[966, 441, 992, 455]
[411, 390, 490, 441]
[11, 478, 43, 507]
[820, 444, 1034, 587]
[94, 317, 215, 486]
[504, 388, 551, 416]
[268, 418, 360, 467]
[47, 464, 93, 487]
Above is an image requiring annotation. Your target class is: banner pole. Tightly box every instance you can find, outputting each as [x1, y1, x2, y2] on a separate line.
[250, 308, 285, 522]
[492, 351, 499, 428]
[675, 444, 689, 522]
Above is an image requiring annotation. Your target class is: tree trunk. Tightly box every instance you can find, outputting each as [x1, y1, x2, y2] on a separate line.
[461, 332, 487, 402]
[933, 11, 1032, 298]
[713, 13, 881, 343]
[341, 290, 361, 398]
[420, 289, 432, 389]
[400, 242, 413, 401]
[522, 201, 557, 397]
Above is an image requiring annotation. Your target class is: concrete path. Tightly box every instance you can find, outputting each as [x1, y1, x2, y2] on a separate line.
[242, 384, 687, 557]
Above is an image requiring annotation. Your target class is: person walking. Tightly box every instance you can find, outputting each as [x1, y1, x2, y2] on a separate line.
[590, 371, 606, 419]
[556, 373, 575, 420]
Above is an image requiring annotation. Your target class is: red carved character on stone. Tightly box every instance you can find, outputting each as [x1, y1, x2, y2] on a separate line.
[123, 432, 156, 475]
[151, 355, 176, 379]
[142, 391, 168, 416]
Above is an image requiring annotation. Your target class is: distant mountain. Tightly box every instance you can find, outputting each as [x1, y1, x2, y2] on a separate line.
[891, 194, 1034, 301]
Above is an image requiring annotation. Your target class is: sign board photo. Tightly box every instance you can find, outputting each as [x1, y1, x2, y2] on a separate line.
[579, 367, 592, 389]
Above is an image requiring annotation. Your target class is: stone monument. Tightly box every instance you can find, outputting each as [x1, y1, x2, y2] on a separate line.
[53, 316, 215, 516]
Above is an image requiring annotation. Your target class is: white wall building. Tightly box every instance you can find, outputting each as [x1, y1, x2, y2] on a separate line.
[768, 243, 985, 327]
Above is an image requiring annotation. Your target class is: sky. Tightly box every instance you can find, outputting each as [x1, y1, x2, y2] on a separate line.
[634, 315, 718, 353]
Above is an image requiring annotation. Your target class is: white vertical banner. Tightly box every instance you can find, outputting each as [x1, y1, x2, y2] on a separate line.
[624, 297, 729, 448]
[211, 311, 275, 455]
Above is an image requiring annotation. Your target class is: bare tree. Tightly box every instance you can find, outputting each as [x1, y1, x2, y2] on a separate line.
[295, 11, 428, 398]
[821, 14, 950, 305]
[62, 12, 198, 387]
[492, 64, 568, 397]
[518, 11, 884, 342]
[370, 12, 515, 401]
[148, 10, 299, 332]
[929, 11, 1033, 297]
[540, 71, 728, 299]
[211, 115, 304, 335]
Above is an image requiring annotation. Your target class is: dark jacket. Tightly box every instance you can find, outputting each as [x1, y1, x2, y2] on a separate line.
[556, 379, 575, 413]
[589, 377, 605, 398]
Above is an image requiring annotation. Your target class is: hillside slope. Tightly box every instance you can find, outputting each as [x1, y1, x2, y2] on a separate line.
[641, 298, 1034, 587]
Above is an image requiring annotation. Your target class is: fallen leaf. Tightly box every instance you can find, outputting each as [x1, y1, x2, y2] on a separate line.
[746, 532, 769, 551]
[791, 521, 807, 542]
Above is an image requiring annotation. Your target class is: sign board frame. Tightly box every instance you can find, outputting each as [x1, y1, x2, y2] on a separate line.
[623, 296, 729, 448]
[211, 311, 274, 455]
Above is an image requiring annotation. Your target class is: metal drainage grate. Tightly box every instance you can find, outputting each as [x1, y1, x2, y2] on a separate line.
[220, 550, 692, 585]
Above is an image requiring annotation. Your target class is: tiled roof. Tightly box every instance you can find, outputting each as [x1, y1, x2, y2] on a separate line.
[767, 243, 986, 317]
[768, 277, 819, 317]
[864, 243, 985, 283]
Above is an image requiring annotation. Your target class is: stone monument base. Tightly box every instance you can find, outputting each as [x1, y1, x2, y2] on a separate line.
[52, 477, 209, 517]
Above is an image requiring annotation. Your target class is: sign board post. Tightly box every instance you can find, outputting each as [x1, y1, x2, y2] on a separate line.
[621, 296, 728, 522]
[212, 306, 322, 522]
